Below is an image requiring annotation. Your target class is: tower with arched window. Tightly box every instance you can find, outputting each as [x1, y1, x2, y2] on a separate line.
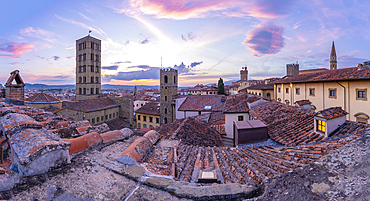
[160, 68, 178, 125]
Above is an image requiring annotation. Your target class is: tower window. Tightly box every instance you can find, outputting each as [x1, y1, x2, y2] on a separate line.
[165, 108, 167, 114]
[79, 88, 82, 94]
[164, 75, 168, 83]
[96, 66, 99, 73]
[96, 88, 99, 94]
[79, 77, 82, 83]
[165, 96, 167, 101]
[83, 53, 86, 61]
[174, 76, 176, 84]
[83, 88, 86, 95]
[95, 77, 98, 83]
[164, 117, 167, 124]
[91, 88, 94, 94]
[91, 65, 94, 72]
[91, 54, 94, 61]
[83, 76, 86, 83]
[91, 77, 94, 83]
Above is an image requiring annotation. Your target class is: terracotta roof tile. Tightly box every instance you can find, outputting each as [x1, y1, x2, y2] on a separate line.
[274, 66, 370, 84]
[294, 100, 311, 106]
[135, 102, 160, 115]
[104, 118, 130, 130]
[315, 107, 348, 120]
[246, 83, 274, 90]
[25, 92, 60, 103]
[178, 95, 225, 112]
[0, 113, 42, 137]
[62, 97, 119, 112]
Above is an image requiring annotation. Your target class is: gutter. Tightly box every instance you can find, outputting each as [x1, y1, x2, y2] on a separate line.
[336, 81, 346, 111]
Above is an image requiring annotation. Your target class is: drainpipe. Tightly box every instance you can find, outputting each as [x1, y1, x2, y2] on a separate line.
[336, 81, 346, 111]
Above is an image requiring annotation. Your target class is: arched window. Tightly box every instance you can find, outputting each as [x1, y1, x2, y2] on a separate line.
[164, 117, 167, 124]
[164, 75, 168, 83]
[354, 112, 369, 124]
[165, 96, 167, 101]
[266, 93, 271, 99]
[165, 108, 167, 114]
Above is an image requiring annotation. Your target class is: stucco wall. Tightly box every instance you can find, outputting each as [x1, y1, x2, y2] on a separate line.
[225, 113, 250, 139]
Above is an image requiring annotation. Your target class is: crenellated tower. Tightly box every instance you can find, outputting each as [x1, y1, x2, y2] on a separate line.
[160, 68, 178, 125]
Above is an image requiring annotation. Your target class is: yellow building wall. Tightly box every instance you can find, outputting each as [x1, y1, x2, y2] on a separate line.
[56, 106, 119, 125]
[248, 89, 274, 100]
[135, 112, 160, 129]
[274, 80, 370, 122]
[25, 102, 62, 110]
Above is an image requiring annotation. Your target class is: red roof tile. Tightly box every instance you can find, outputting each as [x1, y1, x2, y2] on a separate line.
[25, 92, 60, 103]
[295, 100, 311, 106]
[135, 102, 160, 115]
[246, 83, 274, 90]
[62, 97, 119, 112]
[178, 95, 225, 112]
[315, 107, 348, 120]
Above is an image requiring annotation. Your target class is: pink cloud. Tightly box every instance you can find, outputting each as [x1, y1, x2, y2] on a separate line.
[242, 23, 285, 55]
[0, 42, 35, 58]
[115, 0, 294, 20]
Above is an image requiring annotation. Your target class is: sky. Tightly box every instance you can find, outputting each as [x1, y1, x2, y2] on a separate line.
[1, 0, 370, 87]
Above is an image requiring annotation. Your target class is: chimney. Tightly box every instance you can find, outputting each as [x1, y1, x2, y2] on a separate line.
[358, 63, 363, 70]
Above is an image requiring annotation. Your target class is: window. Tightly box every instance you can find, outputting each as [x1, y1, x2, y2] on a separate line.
[109, 114, 112, 119]
[116, 112, 118, 117]
[286, 88, 289, 94]
[97, 117, 100, 122]
[138, 123, 141, 129]
[91, 53, 94, 61]
[277, 98, 281, 102]
[79, 88, 82, 95]
[91, 77, 94, 83]
[164, 117, 167, 124]
[165, 96, 167, 101]
[79, 77, 82, 83]
[309, 88, 315, 96]
[156, 117, 159, 124]
[138, 115, 141, 120]
[356, 89, 367, 101]
[113, 113, 115, 118]
[83, 76, 86, 83]
[296, 88, 300, 95]
[105, 115, 108, 120]
[150, 125, 153, 128]
[96, 88, 99, 94]
[354, 112, 369, 124]
[278, 87, 281, 93]
[91, 42, 94, 49]
[329, 88, 337, 99]
[238, 116, 244, 121]
[165, 108, 167, 114]
[259, 93, 261, 96]
[83, 88, 86, 95]
[95, 77, 98, 83]
[266, 93, 271, 99]
[92, 118, 95, 124]
[95, 54, 99, 62]
[101, 116, 104, 121]
[143, 116, 147, 121]
[198, 111, 201, 115]
[83, 53, 86, 61]
[96, 66, 99, 73]
[90, 88, 94, 95]
[149, 117, 153, 123]
[143, 124, 147, 128]
[317, 120, 325, 132]
[164, 75, 168, 83]
[91, 65, 94, 72]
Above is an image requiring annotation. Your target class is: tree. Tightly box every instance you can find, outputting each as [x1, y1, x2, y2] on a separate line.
[364, 61, 370, 66]
[217, 78, 225, 95]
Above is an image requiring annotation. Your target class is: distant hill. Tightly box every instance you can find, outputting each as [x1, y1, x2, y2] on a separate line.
[24, 83, 161, 90]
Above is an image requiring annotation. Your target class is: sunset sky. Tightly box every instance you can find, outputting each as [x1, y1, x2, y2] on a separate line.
[1, 0, 370, 87]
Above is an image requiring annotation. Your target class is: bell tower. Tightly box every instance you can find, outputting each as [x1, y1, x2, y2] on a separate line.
[330, 41, 337, 70]
[76, 35, 102, 100]
[160, 68, 178, 125]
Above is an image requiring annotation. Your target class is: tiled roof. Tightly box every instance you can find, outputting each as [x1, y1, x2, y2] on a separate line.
[224, 99, 249, 113]
[178, 95, 225, 111]
[0, 113, 42, 137]
[249, 101, 316, 145]
[25, 92, 60, 103]
[223, 94, 247, 110]
[9, 128, 70, 165]
[246, 83, 274, 90]
[315, 107, 348, 120]
[155, 117, 223, 147]
[42, 105, 61, 113]
[62, 98, 119, 112]
[295, 100, 311, 106]
[5, 70, 24, 86]
[273, 66, 370, 84]
[105, 118, 131, 130]
[135, 102, 160, 115]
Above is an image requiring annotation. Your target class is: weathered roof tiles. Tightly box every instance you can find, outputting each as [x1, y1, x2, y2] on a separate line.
[0, 113, 42, 137]
[315, 107, 348, 120]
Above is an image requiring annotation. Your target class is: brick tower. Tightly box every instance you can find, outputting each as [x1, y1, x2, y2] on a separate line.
[160, 68, 178, 125]
[330, 41, 337, 70]
[286, 63, 299, 77]
[5, 70, 25, 106]
[240, 66, 248, 81]
[76, 35, 101, 100]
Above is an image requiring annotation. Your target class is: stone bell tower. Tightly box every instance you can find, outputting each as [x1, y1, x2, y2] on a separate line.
[160, 68, 178, 125]
[330, 41, 337, 70]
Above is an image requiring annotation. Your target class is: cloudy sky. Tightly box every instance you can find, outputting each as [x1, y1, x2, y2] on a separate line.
[1, 0, 370, 87]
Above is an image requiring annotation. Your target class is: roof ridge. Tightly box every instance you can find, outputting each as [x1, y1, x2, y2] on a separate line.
[171, 117, 189, 140]
[43, 92, 50, 102]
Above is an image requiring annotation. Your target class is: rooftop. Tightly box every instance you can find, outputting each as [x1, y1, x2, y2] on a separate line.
[246, 83, 274, 90]
[315, 106, 348, 120]
[62, 97, 119, 112]
[178, 95, 225, 112]
[25, 92, 60, 103]
[135, 102, 160, 116]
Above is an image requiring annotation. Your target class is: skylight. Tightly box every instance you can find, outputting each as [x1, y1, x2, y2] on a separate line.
[204, 106, 212, 110]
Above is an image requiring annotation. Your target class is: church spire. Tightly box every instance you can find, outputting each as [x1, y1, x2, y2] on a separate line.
[330, 41, 337, 70]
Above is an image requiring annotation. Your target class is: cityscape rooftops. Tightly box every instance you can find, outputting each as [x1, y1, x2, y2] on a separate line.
[135, 102, 160, 115]
[62, 97, 119, 112]
[178, 95, 225, 111]
[25, 92, 61, 103]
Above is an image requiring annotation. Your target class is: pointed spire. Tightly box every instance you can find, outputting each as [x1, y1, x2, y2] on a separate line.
[331, 41, 336, 57]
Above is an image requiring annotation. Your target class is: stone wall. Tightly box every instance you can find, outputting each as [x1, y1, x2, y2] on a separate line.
[109, 96, 134, 126]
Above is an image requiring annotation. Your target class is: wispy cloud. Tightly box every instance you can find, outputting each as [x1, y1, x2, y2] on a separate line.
[9, 62, 25, 66]
[181, 32, 197, 42]
[110, 0, 295, 20]
[103, 65, 160, 81]
[78, 12, 95, 22]
[54, 14, 107, 38]
[242, 23, 285, 56]
[102, 65, 119, 70]
[0, 42, 35, 58]
[20, 27, 60, 43]
[114, 61, 131, 64]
